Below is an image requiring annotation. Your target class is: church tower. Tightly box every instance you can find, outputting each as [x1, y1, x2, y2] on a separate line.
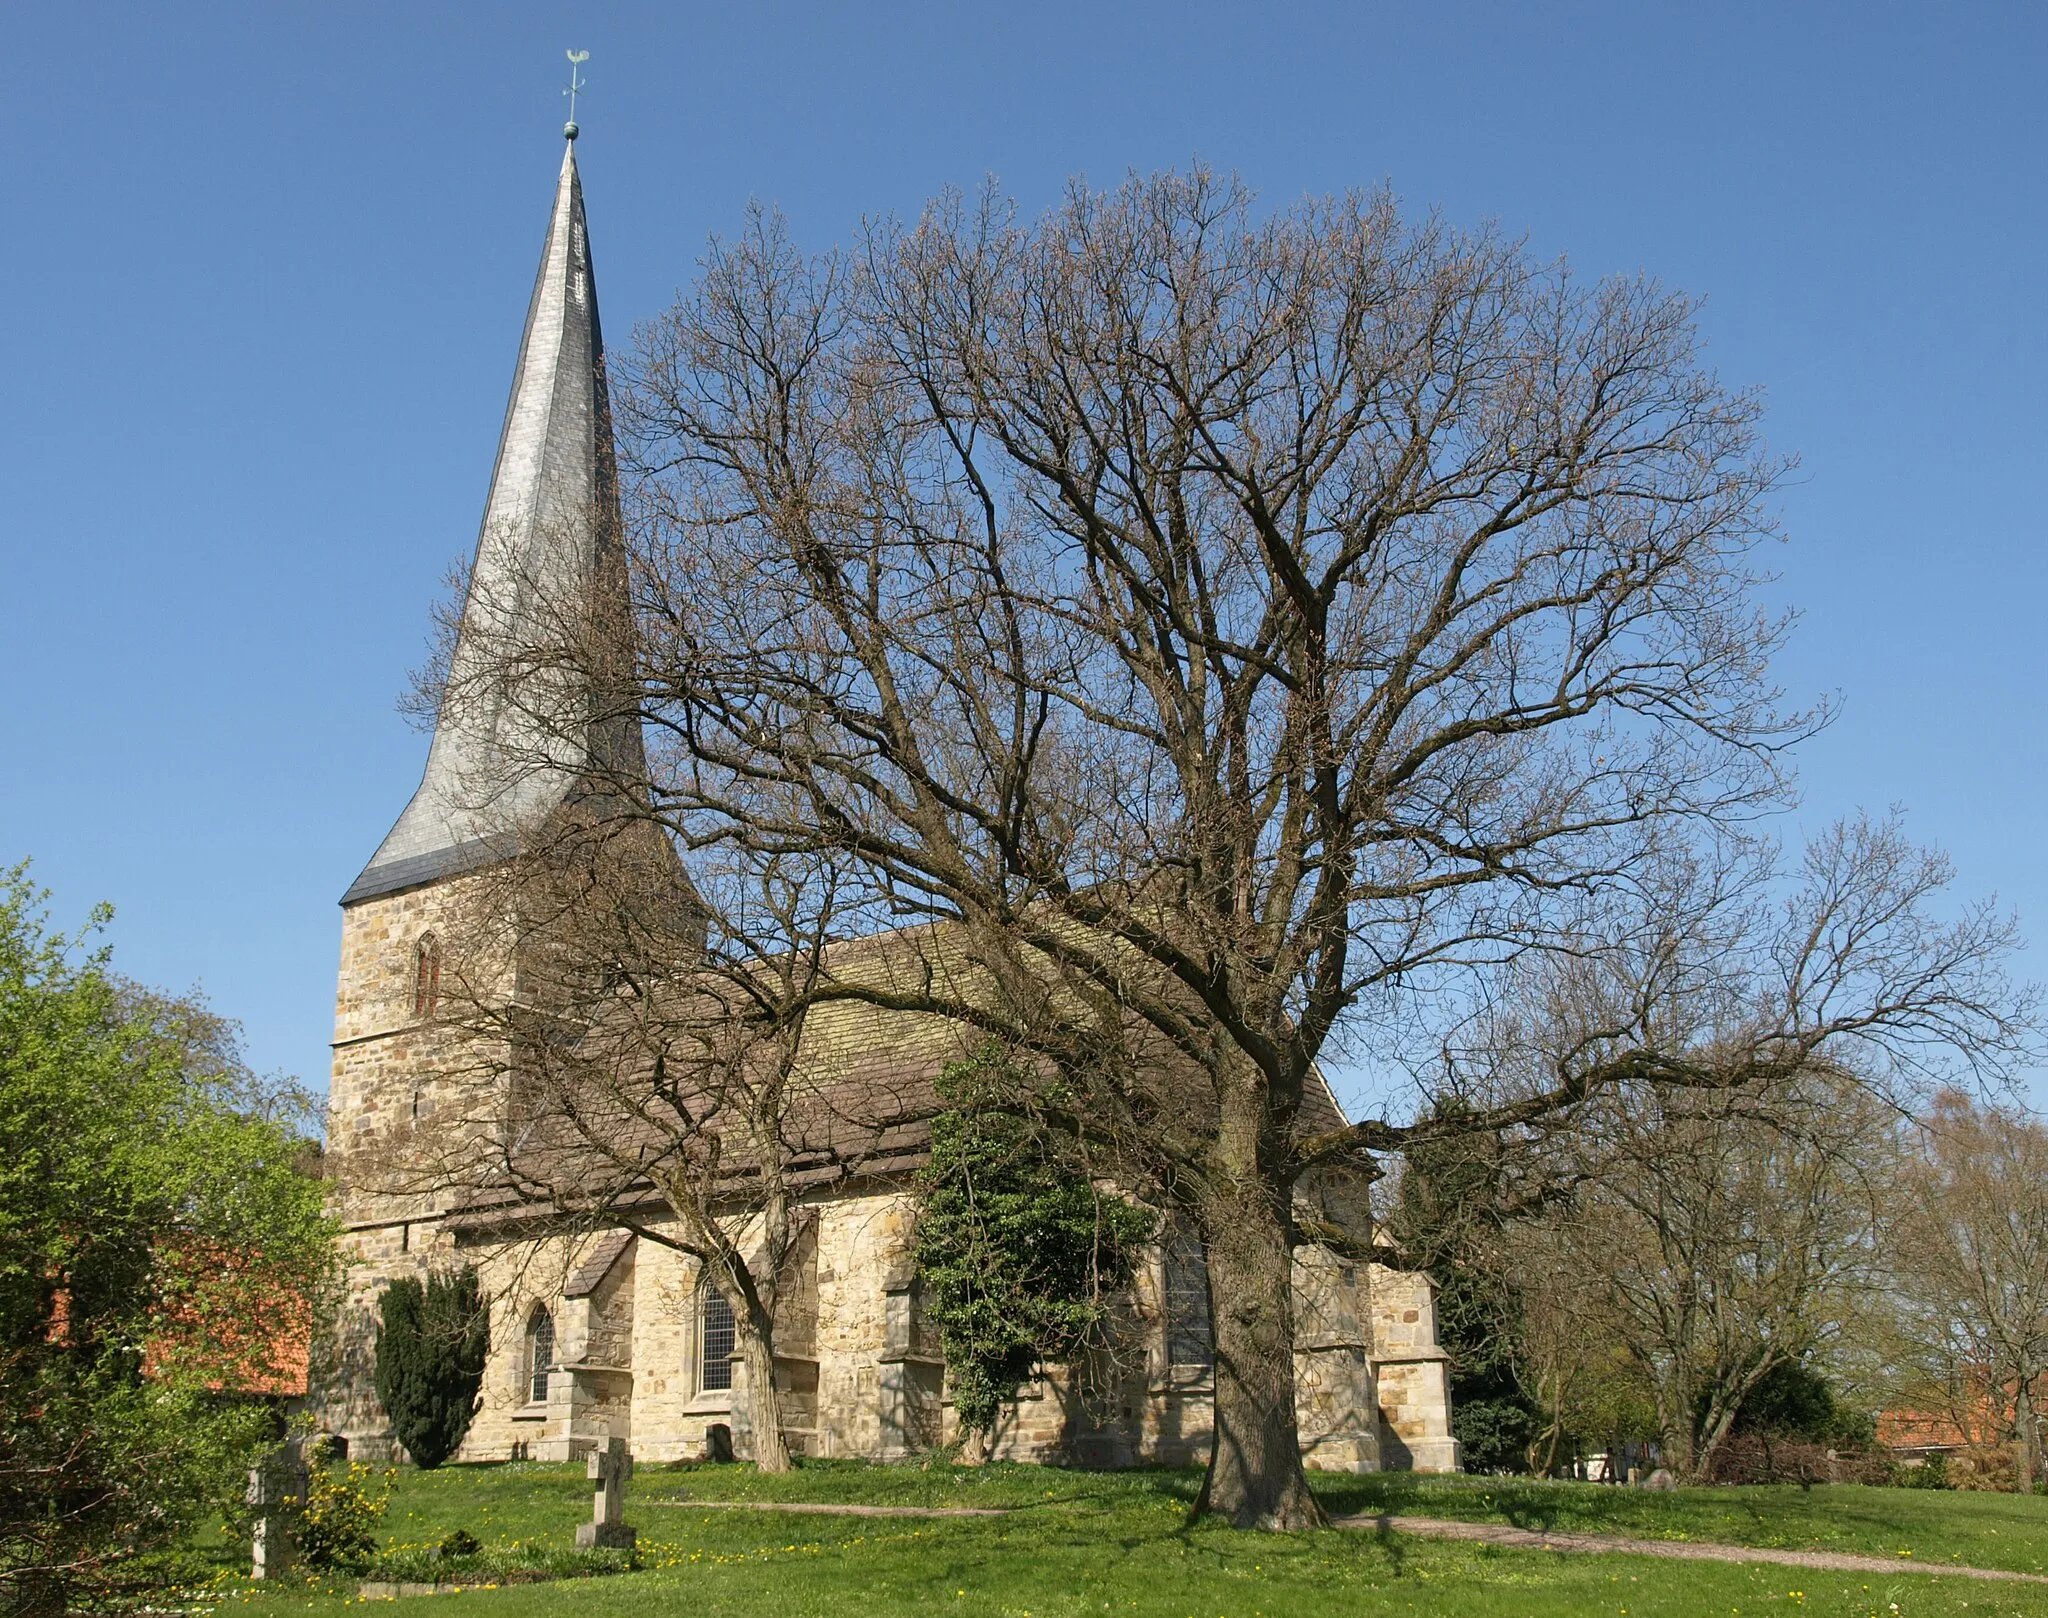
[320, 136, 636, 1449]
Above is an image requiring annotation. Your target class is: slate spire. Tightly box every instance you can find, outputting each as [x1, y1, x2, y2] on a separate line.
[344, 141, 641, 905]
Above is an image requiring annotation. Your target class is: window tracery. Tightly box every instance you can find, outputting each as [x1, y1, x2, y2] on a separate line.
[526, 1305, 554, 1405]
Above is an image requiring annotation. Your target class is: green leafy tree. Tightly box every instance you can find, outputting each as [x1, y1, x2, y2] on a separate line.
[0, 865, 335, 1613]
[372, 1269, 489, 1469]
[1727, 1359, 1875, 1448]
[914, 1051, 1154, 1460]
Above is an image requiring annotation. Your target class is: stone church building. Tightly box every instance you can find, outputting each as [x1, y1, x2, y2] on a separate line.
[313, 137, 1459, 1477]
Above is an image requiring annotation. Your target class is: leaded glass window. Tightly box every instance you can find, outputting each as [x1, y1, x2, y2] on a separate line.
[699, 1286, 735, 1392]
[527, 1306, 554, 1404]
[1164, 1228, 1213, 1369]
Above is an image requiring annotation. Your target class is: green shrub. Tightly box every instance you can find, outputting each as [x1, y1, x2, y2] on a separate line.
[1898, 1452, 1951, 1490]
[373, 1268, 489, 1468]
[438, 1528, 483, 1558]
[1726, 1361, 1877, 1449]
[1455, 1395, 1542, 1474]
[298, 1461, 390, 1570]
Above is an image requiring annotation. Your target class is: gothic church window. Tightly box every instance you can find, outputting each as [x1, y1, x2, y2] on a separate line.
[526, 1305, 554, 1404]
[699, 1284, 736, 1393]
[414, 934, 442, 1019]
[1164, 1226, 1214, 1370]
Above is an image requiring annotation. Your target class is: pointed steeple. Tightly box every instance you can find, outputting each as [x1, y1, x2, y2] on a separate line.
[344, 142, 640, 905]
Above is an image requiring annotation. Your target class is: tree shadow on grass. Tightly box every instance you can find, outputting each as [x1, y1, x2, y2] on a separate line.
[1311, 1472, 1704, 1536]
[1313, 1472, 1569, 1527]
[1311, 1472, 1905, 1551]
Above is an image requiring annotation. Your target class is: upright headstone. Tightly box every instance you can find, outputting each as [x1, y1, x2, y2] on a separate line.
[576, 1436, 636, 1550]
[247, 1438, 310, 1580]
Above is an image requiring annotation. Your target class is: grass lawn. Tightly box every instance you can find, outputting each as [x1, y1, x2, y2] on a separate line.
[177, 1459, 2048, 1618]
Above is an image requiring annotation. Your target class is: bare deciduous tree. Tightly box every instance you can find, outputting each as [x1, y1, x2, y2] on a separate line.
[1513, 1070, 1893, 1481]
[1891, 1091, 2048, 1489]
[1413, 816, 2026, 1482]
[441, 169, 2028, 1525]
[608, 175, 2035, 1524]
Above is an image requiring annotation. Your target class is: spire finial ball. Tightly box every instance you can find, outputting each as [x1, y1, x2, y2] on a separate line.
[563, 49, 589, 141]
[564, 121, 580, 140]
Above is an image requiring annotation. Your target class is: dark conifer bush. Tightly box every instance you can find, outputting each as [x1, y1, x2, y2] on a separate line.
[373, 1268, 489, 1469]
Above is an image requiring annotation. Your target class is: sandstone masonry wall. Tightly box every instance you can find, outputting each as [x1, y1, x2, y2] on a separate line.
[317, 877, 1457, 1473]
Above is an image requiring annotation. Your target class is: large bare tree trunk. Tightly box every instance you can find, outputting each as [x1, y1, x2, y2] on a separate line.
[1687, 1362, 1763, 1484]
[1194, 1088, 1324, 1530]
[738, 1310, 791, 1473]
[1653, 1389, 1699, 1484]
[733, 1187, 795, 1474]
[1689, 1405, 1737, 1484]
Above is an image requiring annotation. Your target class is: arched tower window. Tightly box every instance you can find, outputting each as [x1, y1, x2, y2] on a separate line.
[698, 1283, 735, 1393]
[413, 933, 442, 1019]
[526, 1305, 554, 1405]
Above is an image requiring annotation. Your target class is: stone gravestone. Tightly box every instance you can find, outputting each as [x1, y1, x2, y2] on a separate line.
[247, 1438, 310, 1580]
[577, 1436, 636, 1551]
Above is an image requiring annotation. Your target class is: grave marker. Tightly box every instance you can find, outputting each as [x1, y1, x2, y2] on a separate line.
[577, 1435, 636, 1550]
[247, 1438, 309, 1580]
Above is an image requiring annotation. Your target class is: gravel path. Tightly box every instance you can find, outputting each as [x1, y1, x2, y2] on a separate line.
[1331, 1513, 2048, 1585]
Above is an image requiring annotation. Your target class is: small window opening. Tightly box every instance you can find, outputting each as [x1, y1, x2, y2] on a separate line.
[413, 934, 442, 1019]
[699, 1285, 735, 1392]
[527, 1306, 554, 1404]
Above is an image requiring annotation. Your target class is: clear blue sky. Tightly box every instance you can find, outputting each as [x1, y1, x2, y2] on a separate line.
[2, 2, 2042, 1103]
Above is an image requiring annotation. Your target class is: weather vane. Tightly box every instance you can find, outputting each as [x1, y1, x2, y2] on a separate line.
[563, 50, 589, 140]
